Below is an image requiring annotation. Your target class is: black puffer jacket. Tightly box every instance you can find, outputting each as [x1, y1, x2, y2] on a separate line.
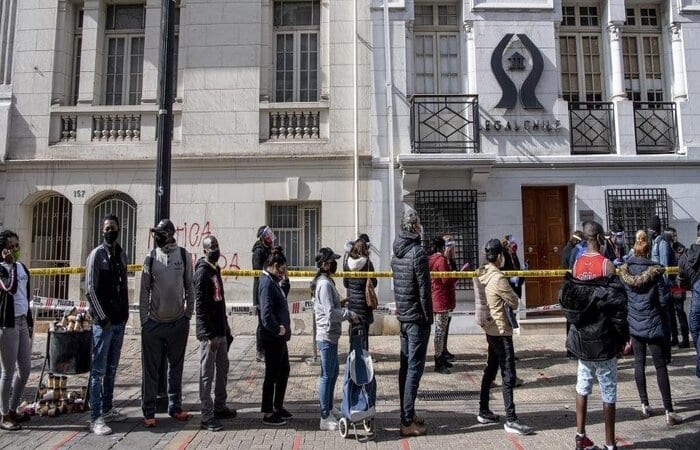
[679, 242, 700, 290]
[194, 258, 230, 341]
[619, 257, 668, 341]
[559, 272, 628, 361]
[343, 257, 377, 325]
[252, 241, 271, 308]
[391, 231, 432, 325]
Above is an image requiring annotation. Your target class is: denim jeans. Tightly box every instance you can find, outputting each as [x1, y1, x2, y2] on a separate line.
[0, 316, 32, 415]
[398, 322, 430, 425]
[89, 321, 125, 421]
[479, 334, 518, 422]
[689, 282, 700, 378]
[317, 340, 339, 419]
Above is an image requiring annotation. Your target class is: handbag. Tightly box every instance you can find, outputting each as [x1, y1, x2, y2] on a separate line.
[365, 263, 378, 310]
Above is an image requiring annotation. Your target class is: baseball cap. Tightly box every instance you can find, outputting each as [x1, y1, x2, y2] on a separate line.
[151, 219, 175, 234]
[315, 247, 341, 268]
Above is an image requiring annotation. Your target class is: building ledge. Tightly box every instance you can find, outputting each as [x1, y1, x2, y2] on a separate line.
[397, 153, 496, 170]
[494, 153, 700, 168]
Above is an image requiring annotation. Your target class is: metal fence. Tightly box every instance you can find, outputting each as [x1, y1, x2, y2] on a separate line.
[410, 94, 480, 153]
[633, 102, 678, 154]
[605, 188, 669, 249]
[569, 102, 614, 154]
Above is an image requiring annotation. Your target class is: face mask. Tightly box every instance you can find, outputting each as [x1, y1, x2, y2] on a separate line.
[154, 232, 168, 248]
[11, 250, 20, 262]
[103, 230, 119, 245]
[207, 249, 221, 264]
[329, 260, 338, 274]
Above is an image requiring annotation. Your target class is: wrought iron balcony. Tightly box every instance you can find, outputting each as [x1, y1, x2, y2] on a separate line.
[569, 102, 614, 154]
[410, 94, 480, 153]
[633, 102, 678, 154]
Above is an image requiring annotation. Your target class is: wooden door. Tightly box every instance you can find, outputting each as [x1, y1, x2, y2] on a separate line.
[522, 186, 570, 310]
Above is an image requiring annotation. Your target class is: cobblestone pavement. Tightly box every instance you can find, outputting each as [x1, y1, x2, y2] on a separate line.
[2, 320, 699, 450]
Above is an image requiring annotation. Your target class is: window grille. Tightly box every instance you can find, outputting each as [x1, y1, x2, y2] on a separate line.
[605, 188, 668, 249]
[268, 203, 321, 269]
[31, 195, 72, 318]
[415, 190, 478, 289]
[92, 193, 138, 265]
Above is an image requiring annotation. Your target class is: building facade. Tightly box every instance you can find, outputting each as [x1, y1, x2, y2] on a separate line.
[0, 0, 699, 316]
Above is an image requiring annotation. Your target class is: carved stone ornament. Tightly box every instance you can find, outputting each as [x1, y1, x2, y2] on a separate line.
[463, 20, 474, 34]
[607, 22, 623, 41]
[405, 19, 414, 33]
[669, 23, 682, 42]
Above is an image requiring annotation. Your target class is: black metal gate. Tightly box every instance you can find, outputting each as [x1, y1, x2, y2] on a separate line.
[415, 190, 478, 289]
[605, 188, 668, 249]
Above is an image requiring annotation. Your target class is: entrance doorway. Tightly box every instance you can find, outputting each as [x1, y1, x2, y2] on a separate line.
[521, 186, 569, 311]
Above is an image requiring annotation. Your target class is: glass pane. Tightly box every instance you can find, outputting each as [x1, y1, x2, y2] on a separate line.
[438, 5, 458, 26]
[300, 33, 318, 102]
[579, 6, 598, 27]
[105, 37, 125, 105]
[274, 0, 320, 27]
[415, 5, 433, 26]
[414, 34, 435, 94]
[275, 33, 294, 102]
[625, 8, 635, 26]
[562, 6, 575, 26]
[129, 37, 145, 105]
[559, 36, 578, 100]
[439, 34, 459, 94]
[72, 37, 82, 105]
[106, 4, 146, 30]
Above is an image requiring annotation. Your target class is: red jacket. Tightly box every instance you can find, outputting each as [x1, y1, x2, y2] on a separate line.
[429, 253, 457, 312]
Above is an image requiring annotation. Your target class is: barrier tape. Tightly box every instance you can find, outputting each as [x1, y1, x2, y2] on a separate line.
[25, 266, 680, 278]
[32, 296, 89, 312]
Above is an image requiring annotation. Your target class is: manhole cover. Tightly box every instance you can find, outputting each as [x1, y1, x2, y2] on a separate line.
[418, 390, 478, 401]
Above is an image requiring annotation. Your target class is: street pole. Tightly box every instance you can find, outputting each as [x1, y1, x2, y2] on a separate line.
[154, 0, 176, 224]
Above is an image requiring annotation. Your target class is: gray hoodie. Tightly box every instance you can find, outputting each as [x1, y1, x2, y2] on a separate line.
[139, 243, 194, 325]
[314, 274, 351, 343]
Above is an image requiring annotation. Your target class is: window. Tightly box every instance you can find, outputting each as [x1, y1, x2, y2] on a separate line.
[623, 6, 663, 102]
[31, 195, 72, 303]
[415, 190, 478, 290]
[92, 194, 138, 265]
[103, 4, 146, 105]
[71, 6, 84, 105]
[605, 188, 668, 249]
[273, 0, 320, 102]
[559, 4, 603, 102]
[413, 2, 460, 94]
[268, 203, 320, 268]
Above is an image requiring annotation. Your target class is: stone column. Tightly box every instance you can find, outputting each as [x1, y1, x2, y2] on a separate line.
[463, 20, 475, 94]
[77, 0, 104, 105]
[669, 23, 688, 101]
[607, 21, 626, 100]
[320, 0, 330, 100]
[405, 20, 414, 95]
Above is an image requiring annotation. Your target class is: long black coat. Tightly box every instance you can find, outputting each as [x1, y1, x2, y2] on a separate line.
[343, 258, 377, 325]
[619, 257, 669, 341]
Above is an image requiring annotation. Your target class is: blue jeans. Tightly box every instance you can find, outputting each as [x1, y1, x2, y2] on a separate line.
[317, 340, 339, 419]
[89, 322, 125, 421]
[689, 282, 700, 378]
[398, 322, 430, 425]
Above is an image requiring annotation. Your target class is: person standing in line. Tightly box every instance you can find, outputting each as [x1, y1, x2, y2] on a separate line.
[678, 222, 700, 378]
[85, 215, 130, 435]
[258, 249, 292, 426]
[428, 237, 457, 374]
[562, 231, 584, 270]
[619, 231, 683, 426]
[343, 239, 376, 350]
[560, 221, 628, 450]
[603, 223, 627, 267]
[0, 230, 33, 431]
[139, 219, 194, 427]
[441, 235, 459, 363]
[252, 225, 275, 363]
[313, 247, 359, 430]
[392, 209, 432, 437]
[475, 239, 533, 436]
[195, 235, 237, 432]
[665, 227, 690, 348]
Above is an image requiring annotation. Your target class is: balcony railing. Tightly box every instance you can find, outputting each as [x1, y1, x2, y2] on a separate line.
[569, 102, 615, 154]
[633, 102, 678, 154]
[410, 94, 480, 153]
[259, 102, 329, 141]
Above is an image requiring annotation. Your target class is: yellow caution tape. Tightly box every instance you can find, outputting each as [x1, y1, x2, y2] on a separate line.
[27, 266, 679, 278]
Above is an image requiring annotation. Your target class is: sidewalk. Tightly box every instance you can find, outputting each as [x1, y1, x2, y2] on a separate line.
[2, 326, 698, 450]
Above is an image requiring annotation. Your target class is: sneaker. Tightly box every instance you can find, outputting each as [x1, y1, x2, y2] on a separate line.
[575, 433, 597, 450]
[666, 411, 684, 426]
[319, 416, 339, 431]
[200, 418, 224, 431]
[169, 410, 190, 421]
[143, 417, 157, 428]
[262, 413, 287, 426]
[504, 420, 534, 435]
[275, 407, 293, 419]
[103, 409, 128, 423]
[214, 408, 238, 420]
[256, 351, 265, 362]
[90, 416, 113, 436]
[641, 404, 652, 418]
[330, 407, 342, 420]
[413, 414, 425, 426]
[0, 418, 20, 431]
[477, 410, 500, 424]
[443, 350, 456, 362]
[400, 420, 427, 437]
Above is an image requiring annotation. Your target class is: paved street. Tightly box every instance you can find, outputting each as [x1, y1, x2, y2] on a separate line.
[3, 315, 699, 450]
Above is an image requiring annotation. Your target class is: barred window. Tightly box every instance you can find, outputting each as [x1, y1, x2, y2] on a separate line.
[92, 193, 138, 265]
[31, 195, 72, 301]
[268, 203, 321, 268]
[605, 188, 668, 249]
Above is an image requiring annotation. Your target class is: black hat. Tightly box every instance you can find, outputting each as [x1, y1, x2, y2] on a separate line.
[151, 219, 175, 234]
[257, 225, 269, 238]
[315, 247, 340, 268]
[484, 238, 503, 256]
[647, 215, 662, 232]
[358, 233, 370, 244]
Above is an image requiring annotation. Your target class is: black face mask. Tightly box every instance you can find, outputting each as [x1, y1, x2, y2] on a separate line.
[154, 232, 168, 248]
[103, 230, 119, 245]
[329, 261, 338, 274]
[207, 249, 221, 264]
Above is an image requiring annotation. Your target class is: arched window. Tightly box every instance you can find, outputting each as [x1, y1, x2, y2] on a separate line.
[92, 193, 137, 264]
[31, 194, 72, 299]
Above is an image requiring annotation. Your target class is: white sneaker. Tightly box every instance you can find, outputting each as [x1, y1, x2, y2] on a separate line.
[666, 411, 683, 426]
[90, 416, 113, 436]
[319, 416, 339, 431]
[103, 409, 128, 423]
[641, 404, 652, 418]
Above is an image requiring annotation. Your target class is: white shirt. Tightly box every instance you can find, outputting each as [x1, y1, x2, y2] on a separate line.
[1, 262, 29, 317]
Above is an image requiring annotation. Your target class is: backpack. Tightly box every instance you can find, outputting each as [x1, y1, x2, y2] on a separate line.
[148, 246, 188, 285]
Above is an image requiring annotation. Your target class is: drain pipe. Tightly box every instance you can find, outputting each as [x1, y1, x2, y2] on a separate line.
[353, 0, 359, 236]
[383, 0, 396, 250]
